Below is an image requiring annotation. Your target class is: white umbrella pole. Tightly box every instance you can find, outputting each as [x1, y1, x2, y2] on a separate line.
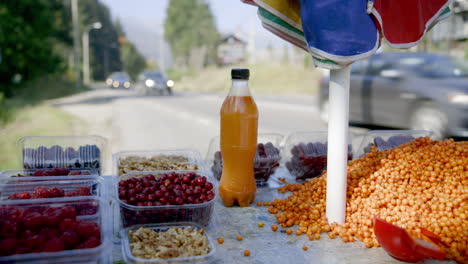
[326, 66, 350, 225]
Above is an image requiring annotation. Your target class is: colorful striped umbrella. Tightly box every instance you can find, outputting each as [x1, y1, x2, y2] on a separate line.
[243, 0, 452, 225]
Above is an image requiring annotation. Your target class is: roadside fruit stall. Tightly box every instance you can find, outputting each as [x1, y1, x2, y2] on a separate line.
[1, 0, 467, 263]
[0, 131, 466, 263]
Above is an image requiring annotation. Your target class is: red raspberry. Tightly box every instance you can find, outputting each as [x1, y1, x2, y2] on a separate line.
[60, 206, 77, 219]
[0, 238, 18, 256]
[77, 206, 97, 215]
[59, 218, 77, 232]
[43, 237, 65, 252]
[25, 234, 46, 250]
[60, 231, 80, 249]
[65, 191, 78, 197]
[15, 246, 31, 254]
[21, 229, 35, 239]
[58, 168, 70, 175]
[76, 236, 100, 249]
[7, 192, 32, 200]
[7, 208, 26, 222]
[32, 170, 45, 176]
[31, 186, 50, 199]
[43, 170, 56, 176]
[23, 212, 44, 231]
[52, 168, 69, 176]
[76, 187, 91, 196]
[43, 208, 62, 227]
[39, 228, 60, 239]
[48, 187, 65, 198]
[1, 220, 20, 238]
[75, 221, 100, 239]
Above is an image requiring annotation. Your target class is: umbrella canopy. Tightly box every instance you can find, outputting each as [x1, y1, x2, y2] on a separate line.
[242, 0, 452, 225]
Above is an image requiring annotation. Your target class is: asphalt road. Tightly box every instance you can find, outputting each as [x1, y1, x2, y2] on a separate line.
[53, 84, 365, 174]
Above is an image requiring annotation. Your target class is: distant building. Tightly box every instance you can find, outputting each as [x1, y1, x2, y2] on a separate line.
[432, 0, 468, 41]
[217, 34, 247, 65]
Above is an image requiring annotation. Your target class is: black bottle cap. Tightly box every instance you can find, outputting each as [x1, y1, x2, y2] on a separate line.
[231, 68, 250, 80]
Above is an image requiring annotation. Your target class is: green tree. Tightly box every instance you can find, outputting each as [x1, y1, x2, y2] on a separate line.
[164, 0, 220, 68]
[115, 20, 147, 80]
[79, 0, 122, 80]
[0, 0, 71, 97]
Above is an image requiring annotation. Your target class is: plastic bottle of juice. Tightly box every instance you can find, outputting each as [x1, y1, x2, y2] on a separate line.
[219, 68, 258, 207]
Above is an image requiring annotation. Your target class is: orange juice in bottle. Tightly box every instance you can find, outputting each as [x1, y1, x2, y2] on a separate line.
[219, 68, 258, 207]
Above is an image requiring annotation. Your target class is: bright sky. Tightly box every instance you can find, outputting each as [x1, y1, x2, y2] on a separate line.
[98, 0, 281, 48]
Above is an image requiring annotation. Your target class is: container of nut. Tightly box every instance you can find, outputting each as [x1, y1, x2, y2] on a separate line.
[18, 135, 107, 175]
[283, 131, 353, 182]
[0, 196, 110, 263]
[206, 133, 283, 187]
[355, 130, 434, 158]
[113, 149, 205, 176]
[120, 222, 216, 264]
[115, 170, 217, 229]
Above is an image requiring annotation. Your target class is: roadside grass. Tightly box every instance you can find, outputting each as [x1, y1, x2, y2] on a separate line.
[175, 63, 323, 94]
[0, 104, 84, 170]
[0, 77, 88, 170]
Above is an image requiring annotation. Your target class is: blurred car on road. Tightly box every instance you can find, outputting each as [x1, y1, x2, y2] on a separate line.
[137, 70, 174, 95]
[319, 52, 468, 139]
[106, 72, 131, 89]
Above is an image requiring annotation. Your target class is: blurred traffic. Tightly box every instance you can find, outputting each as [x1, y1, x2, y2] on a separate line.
[136, 70, 174, 96]
[106, 72, 131, 89]
[319, 52, 468, 139]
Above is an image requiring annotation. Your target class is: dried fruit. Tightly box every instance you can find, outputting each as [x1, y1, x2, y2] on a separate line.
[211, 142, 281, 184]
[285, 142, 352, 181]
[23, 145, 101, 172]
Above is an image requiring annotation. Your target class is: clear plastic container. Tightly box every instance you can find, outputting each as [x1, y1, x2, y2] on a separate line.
[120, 222, 216, 264]
[113, 149, 205, 176]
[116, 170, 217, 228]
[283, 131, 353, 181]
[0, 178, 100, 200]
[206, 133, 283, 186]
[356, 130, 434, 157]
[0, 168, 98, 183]
[18, 135, 107, 175]
[0, 196, 109, 263]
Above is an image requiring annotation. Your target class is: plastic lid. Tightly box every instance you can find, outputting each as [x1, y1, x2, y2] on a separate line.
[231, 68, 249, 80]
